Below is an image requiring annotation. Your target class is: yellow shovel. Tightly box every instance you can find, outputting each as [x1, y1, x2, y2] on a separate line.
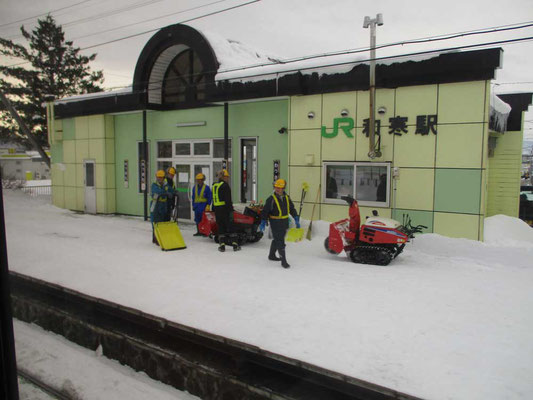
[286, 182, 309, 242]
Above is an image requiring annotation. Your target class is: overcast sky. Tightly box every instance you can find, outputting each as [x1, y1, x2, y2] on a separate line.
[1, 0, 532, 140]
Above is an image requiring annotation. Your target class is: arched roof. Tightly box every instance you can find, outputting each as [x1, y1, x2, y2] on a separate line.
[133, 24, 219, 106]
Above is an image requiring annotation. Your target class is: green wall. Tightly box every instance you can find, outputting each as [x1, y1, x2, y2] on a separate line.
[113, 100, 288, 216]
[51, 115, 115, 213]
[487, 130, 523, 217]
[288, 81, 493, 240]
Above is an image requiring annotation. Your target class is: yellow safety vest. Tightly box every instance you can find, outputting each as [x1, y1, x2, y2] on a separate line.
[270, 194, 289, 219]
[195, 184, 207, 202]
[212, 182, 225, 206]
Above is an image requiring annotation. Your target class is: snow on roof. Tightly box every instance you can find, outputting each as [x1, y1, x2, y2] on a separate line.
[54, 87, 133, 105]
[214, 47, 462, 83]
[200, 29, 282, 72]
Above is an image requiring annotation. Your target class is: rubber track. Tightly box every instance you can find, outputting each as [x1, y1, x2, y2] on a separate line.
[10, 271, 423, 400]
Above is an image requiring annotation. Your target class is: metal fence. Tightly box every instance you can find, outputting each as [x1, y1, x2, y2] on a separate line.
[21, 184, 52, 197]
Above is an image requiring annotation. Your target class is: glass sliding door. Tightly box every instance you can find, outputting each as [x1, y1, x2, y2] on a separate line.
[175, 164, 192, 220]
[175, 163, 211, 221]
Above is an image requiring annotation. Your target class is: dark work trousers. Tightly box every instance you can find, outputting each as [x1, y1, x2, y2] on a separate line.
[214, 206, 232, 245]
[270, 218, 289, 253]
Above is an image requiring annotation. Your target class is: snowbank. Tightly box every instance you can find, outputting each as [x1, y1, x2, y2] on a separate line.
[484, 214, 533, 248]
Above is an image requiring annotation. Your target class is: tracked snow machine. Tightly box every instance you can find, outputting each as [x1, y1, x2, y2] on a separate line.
[199, 204, 264, 245]
[324, 195, 426, 266]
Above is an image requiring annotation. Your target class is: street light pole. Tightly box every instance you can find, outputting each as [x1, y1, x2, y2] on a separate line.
[363, 13, 383, 159]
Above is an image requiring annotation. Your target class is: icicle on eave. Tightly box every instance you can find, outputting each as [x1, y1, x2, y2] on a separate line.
[489, 93, 511, 133]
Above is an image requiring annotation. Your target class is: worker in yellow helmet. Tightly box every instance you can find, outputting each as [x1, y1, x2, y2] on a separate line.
[191, 172, 212, 236]
[150, 169, 174, 244]
[165, 167, 177, 220]
[212, 169, 240, 252]
[259, 179, 299, 268]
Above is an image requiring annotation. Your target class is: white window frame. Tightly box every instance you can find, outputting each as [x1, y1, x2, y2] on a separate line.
[322, 161, 391, 207]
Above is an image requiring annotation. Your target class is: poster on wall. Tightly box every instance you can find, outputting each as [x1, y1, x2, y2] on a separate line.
[273, 160, 280, 182]
[140, 160, 146, 191]
[124, 160, 129, 188]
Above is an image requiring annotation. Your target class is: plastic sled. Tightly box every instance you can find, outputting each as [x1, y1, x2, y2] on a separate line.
[286, 227, 304, 242]
[154, 221, 186, 251]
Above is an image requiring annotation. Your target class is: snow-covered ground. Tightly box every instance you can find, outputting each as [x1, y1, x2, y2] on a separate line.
[4, 189, 533, 400]
[15, 320, 199, 399]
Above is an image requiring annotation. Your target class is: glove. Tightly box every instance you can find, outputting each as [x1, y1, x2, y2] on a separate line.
[294, 215, 300, 228]
[259, 220, 266, 232]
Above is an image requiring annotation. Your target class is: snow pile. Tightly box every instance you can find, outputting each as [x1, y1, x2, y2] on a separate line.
[484, 214, 533, 248]
[490, 93, 512, 133]
[24, 180, 51, 187]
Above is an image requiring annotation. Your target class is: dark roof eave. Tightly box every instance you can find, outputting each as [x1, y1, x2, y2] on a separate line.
[55, 48, 504, 118]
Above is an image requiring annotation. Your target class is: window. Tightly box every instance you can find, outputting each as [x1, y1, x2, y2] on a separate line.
[356, 165, 388, 203]
[213, 139, 231, 158]
[162, 48, 206, 105]
[175, 142, 191, 156]
[325, 164, 353, 200]
[193, 142, 210, 156]
[323, 162, 390, 207]
[157, 161, 172, 174]
[157, 141, 172, 158]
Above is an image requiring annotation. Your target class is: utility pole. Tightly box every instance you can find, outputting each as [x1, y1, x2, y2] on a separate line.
[0, 90, 51, 167]
[363, 13, 383, 159]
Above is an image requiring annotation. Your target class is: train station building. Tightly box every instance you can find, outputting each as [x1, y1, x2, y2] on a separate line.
[46, 23, 532, 240]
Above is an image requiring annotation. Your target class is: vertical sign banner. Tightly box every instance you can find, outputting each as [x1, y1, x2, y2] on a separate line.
[140, 160, 146, 191]
[273, 160, 280, 181]
[124, 160, 129, 188]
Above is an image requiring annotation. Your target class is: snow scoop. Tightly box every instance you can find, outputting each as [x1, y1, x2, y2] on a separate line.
[286, 182, 309, 242]
[306, 184, 321, 241]
[154, 221, 186, 251]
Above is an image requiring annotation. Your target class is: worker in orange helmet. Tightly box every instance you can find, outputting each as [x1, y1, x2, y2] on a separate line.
[212, 169, 240, 252]
[191, 172, 212, 236]
[165, 167, 178, 220]
[260, 179, 299, 268]
[150, 169, 174, 244]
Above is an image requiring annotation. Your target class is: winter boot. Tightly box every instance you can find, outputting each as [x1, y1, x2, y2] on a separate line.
[193, 225, 203, 236]
[268, 242, 280, 261]
[218, 244, 226, 252]
[279, 249, 290, 269]
[152, 232, 159, 246]
[232, 241, 241, 252]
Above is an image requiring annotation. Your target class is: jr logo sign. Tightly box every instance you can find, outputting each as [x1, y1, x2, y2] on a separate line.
[321, 117, 354, 138]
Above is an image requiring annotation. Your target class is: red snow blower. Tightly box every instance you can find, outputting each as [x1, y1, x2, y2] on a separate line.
[324, 195, 426, 266]
[198, 204, 264, 245]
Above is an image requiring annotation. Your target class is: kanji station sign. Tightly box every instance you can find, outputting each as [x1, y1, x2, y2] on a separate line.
[321, 115, 438, 138]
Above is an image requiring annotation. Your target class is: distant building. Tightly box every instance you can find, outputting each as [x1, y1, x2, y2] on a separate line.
[0, 141, 50, 181]
[45, 23, 532, 240]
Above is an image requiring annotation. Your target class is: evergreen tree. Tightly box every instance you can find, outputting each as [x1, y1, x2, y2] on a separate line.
[0, 15, 104, 149]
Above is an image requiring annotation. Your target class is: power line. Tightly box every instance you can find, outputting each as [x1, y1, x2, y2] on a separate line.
[3, 0, 259, 67]
[210, 21, 533, 77]
[69, 0, 232, 42]
[58, 34, 533, 98]
[80, 0, 261, 51]
[3, 0, 167, 40]
[0, 0, 93, 29]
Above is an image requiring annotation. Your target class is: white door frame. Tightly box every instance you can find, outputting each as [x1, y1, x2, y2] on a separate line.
[83, 159, 96, 214]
